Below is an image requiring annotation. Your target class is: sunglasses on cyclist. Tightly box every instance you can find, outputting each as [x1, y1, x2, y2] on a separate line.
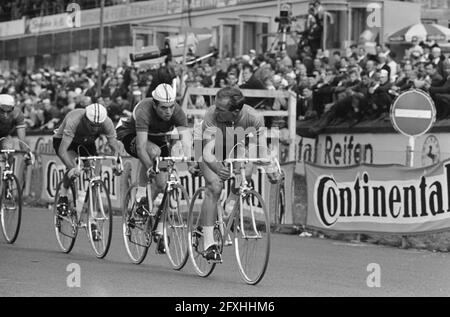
[0, 104, 14, 113]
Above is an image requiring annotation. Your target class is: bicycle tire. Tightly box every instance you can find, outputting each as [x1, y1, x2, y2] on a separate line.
[164, 184, 190, 270]
[234, 189, 270, 285]
[87, 180, 113, 259]
[187, 187, 216, 278]
[53, 181, 78, 253]
[122, 184, 151, 264]
[0, 175, 22, 244]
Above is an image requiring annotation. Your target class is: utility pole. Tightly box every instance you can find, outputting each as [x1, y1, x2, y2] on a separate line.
[97, 0, 105, 98]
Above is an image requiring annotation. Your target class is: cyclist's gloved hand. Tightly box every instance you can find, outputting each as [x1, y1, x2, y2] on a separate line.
[267, 163, 283, 184]
[68, 167, 81, 179]
[218, 164, 230, 182]
[113, 155, 123, 176]
[188, 163, 202, 177]
[146, 167, 157, 180]
[24, 152, 35, 166]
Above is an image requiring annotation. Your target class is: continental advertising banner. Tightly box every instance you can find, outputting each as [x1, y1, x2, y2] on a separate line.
[305, 160, 450, 234]
[296, 132, 450, 175]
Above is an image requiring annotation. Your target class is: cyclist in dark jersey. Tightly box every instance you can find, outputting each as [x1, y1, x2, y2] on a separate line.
[116, 83, 197, 254]
[53, 103, 122, 222]
[0, 94, 34, 164]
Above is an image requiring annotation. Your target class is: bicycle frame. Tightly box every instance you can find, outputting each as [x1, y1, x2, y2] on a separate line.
[146, 157, 190, 236]
[218, 158, 273, 242]
[76, 156, 122, 224]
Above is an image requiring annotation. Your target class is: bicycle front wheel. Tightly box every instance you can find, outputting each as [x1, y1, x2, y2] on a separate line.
[53, 181, 78, 253]
[0, 175, 22, 244]
[234, 190, 270, 285]
[187, 187, 217, 278]
[164, 184, 190, 270]
[122, 184, 151, 264]
[88, 180, 113, 259]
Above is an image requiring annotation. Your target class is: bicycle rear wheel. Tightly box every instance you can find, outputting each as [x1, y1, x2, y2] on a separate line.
[53, 181, 78, 253]
[88, 180, 113, 259]
[164, 184, 190, 270]
[122, 184, 151, 264]
[187, 187, 216, 277]
[0, 175, 22, 244]
[234, 190, 270, 285]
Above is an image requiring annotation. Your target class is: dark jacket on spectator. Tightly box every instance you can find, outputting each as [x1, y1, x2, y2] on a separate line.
[430, 73, 444, 88]
[429, 76, 450, 95]
[240, 75, 267, 108]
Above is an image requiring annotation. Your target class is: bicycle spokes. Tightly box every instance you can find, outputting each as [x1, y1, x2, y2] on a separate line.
[122, 185, 151, 264]
[88, 182, 113, 259]
[1, 176, 22, 244]
[54, 183, 78, 253]
[234, 190, 270, 285]
[164, 185, 190, 270]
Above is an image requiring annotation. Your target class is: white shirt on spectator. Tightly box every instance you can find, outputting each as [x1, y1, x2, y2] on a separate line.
[388, 60, 398, 82]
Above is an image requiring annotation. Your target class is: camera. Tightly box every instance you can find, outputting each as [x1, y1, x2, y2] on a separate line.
[275, 3, 295, 28]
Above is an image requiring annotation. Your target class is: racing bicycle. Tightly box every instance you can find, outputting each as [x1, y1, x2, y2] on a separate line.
[0, 138, 34, 244]
[122, 156, 191, 270]
[187, 157, 281, 285]
[53, 155, 123, 258]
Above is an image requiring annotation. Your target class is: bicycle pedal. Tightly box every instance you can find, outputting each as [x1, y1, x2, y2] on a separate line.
[207, 254, 223, 264]
[224, 239, 233, 247]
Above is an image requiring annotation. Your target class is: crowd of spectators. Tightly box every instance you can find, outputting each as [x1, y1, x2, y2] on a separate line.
[3, 39, 450, 138]
[0, 63, 152, 132]
[1, 1, 450, 140]
[0, 0, 146, 22]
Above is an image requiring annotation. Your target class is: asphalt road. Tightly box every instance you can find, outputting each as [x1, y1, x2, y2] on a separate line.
[1, 208, 450, 297]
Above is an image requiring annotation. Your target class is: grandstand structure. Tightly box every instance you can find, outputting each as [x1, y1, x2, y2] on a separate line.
[0, 0, 426, 72]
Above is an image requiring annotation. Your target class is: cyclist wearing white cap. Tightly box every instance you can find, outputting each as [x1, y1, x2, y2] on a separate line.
[116, 83, 196, 254]
[53, 103, 121, 214]
[0, 94, 33, 164]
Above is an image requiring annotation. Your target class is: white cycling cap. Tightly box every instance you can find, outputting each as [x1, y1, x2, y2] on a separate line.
[85, 103, 108, 124]
[152, 83, 176, 103]
[0, 94, 15, 107]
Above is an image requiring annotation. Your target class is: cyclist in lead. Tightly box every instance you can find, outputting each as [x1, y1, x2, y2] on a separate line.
[116, 83, 197, 254]
[0, 94, 34, 164]
[53, 103, 122, 235]
[199, 87, 281, 262]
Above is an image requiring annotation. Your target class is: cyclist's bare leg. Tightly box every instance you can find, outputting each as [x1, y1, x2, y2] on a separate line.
[0, 136, 14, 165]
[145, 141, 168, 234]
[57, 150, 78, 197]
[199, 162, 223, 250]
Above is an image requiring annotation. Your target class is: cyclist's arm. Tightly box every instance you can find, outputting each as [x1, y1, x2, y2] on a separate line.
[104, 119, 122, 156]
[15, 110, 28, 151]
[58, 136, 77, 170]
[202, 129, 224, 175]
[16, 127, 28, 151]
[135, 131, 153, 172]
[108, 138, 122, 156]
[177, 126, 194, 164]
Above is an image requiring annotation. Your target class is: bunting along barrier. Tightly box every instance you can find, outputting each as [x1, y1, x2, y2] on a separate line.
[305, 159, 450, 234]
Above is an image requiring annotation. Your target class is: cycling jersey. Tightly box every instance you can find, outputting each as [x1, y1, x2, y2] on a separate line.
[202, 104, 265, 161]
[0, 108, 26, 138]
[116, 98, 187, 141]
[54, 109, 116, 145]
